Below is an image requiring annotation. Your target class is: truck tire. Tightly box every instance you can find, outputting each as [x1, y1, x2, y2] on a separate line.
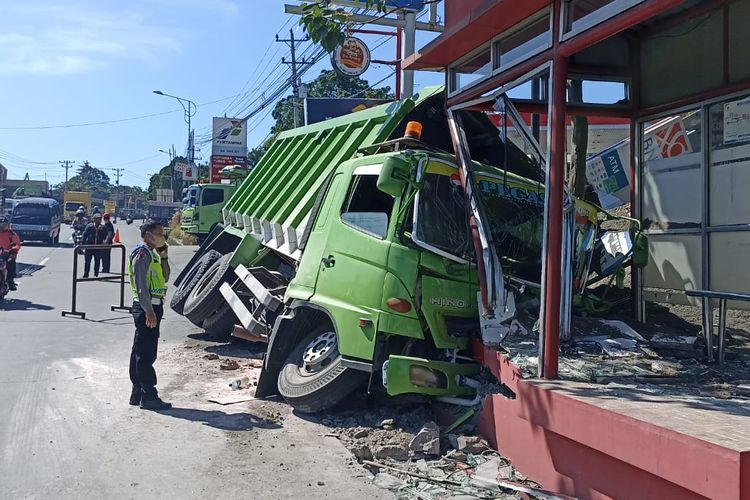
[170, 250, 222, 315]
[202, 302, 239, 338]
[183, 253, 234, 324]
[278, 324, 367, 413]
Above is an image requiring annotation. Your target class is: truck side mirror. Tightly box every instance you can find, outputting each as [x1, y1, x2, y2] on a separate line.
[377, 156, 411, 197]
[182, 198, 188, 205]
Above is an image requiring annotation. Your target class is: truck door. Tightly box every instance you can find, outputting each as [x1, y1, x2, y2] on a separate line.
[410, 161, 477, 349]
[309, 165, 394, 361]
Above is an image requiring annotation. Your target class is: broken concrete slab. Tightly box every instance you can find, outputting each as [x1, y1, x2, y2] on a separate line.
[408, 422, 440, 456]
[372, 444, 409, 461]
[448, 435, 488, 454]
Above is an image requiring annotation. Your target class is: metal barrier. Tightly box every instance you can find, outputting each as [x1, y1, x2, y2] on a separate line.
[61, 243, 132, 319]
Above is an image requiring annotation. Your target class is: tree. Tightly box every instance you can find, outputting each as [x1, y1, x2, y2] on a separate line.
[271, 69, 393, 134]
[55, 160, 111, 192]
[300, 1, 388, 52]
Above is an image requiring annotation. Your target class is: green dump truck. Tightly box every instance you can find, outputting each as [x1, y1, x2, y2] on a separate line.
[170, 87, 614, 413]
[181, 183, 238, 241]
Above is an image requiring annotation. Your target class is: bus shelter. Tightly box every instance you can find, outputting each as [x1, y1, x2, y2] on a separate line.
[406, 1, 750, 498]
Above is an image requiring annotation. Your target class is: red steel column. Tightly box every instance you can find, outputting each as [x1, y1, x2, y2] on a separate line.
[542, 55, 568, 380]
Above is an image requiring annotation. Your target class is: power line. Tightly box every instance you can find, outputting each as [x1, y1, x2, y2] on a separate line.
[0, 93, 242, 131]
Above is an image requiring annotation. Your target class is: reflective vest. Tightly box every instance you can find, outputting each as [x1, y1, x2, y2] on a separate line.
[128, 243, 167, 300]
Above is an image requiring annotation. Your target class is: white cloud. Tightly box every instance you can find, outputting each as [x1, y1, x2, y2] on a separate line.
[0, 2, 183, 75]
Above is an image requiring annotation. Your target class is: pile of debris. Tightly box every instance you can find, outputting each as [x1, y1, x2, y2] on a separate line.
[318, 400, 569, 499]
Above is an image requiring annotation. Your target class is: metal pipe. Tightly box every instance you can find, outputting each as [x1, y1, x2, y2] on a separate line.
[541, 55, 568, 380]
[718, 299, 727, 364]
[402, 10, 416, 98]
[703, 297, 714, 362]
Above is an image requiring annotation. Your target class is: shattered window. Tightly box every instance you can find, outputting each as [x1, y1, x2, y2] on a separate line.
[415, 170, 471, 260]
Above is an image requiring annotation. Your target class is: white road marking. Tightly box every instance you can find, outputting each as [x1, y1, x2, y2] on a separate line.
[39, 257, 49, 266]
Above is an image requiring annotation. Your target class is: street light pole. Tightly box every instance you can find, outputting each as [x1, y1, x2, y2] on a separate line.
[152, 90, 196, 163]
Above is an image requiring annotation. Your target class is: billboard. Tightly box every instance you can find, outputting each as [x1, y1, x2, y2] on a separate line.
[305, 97, 391, 125]
[212, 117, 248, 157]
[174, 161, 198, 181]
[210, 155, 248, 184]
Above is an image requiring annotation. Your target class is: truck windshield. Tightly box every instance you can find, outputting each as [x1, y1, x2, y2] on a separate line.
[415, 166, 543, 281]
[13, 205, 51, 225]
[65, 202, 82, 212]
[451, 99, 548, 284]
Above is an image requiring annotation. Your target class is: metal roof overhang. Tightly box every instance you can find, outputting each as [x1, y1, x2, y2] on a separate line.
[404, 0, 551, 71]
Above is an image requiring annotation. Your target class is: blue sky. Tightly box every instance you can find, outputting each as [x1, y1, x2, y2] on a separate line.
[0, 1, 444, 187]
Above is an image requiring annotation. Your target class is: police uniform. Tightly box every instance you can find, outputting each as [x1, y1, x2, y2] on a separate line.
[128, 242, 169, 406]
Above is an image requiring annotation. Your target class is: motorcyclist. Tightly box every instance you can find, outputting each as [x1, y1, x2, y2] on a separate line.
[72, 208, 88, 231]
[91, 205, 101, 216]
[0, 215, 21, 290]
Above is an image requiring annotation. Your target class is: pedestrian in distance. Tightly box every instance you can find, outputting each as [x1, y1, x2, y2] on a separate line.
[81, 213, 108, 278]
[128, 220, 171, 410]
[100, 212, 115, 274]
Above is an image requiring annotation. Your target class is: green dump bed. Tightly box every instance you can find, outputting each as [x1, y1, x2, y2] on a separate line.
[222, 86, 442, 260]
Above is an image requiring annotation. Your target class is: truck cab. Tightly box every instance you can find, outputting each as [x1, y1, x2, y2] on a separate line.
[181, 183, 236, 240]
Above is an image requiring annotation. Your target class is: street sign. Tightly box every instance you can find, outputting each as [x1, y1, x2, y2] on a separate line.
[350, 0, 424, 11]
[332, 37, 371, 77]
[174, 161, 189, 174]
[212, 117, 248, 157]
[305, 97, 391, 125]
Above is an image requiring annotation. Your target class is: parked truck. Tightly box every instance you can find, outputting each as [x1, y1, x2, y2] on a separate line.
[63, 191, 92, 222]
[170, 87, 627, 413]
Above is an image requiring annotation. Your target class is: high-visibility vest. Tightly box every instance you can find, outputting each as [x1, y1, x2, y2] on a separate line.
[128, 243, 167, 300]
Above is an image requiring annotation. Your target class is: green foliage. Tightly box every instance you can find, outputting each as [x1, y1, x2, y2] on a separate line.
[54, 160, 111, 192]
[299, 1, 387, 52]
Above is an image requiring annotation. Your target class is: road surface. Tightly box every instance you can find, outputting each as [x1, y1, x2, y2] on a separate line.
[0, 222, 389, 499]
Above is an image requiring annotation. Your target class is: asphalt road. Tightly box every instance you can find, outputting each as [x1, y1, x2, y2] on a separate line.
[0, 223, 389, 499]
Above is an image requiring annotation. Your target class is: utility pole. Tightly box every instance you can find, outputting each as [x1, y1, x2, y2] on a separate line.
[60, 160, 75, 192]
[278, 28, 310, 128]
[110, 167, 125, 212]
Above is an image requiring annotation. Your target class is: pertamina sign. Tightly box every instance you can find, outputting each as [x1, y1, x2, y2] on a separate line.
[212, 117, 248, 157]
[332, 37, 371, 78]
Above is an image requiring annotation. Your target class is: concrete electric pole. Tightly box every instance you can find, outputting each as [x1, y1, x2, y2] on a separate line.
[60, 160, 75, 192]
[278, 29, 310, 128]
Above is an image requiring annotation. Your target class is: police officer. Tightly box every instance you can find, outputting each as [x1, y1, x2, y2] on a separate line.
[128, 220, 171, 410]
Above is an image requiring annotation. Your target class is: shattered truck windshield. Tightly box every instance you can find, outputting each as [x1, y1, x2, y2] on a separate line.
[451, 98, 548, 285]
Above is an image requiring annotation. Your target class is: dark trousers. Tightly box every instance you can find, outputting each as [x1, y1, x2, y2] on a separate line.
[101, 248, 111, 273]
[83, 249, 101, 277]
[129, 302, 164, 400]
[6, 259, 16, 283]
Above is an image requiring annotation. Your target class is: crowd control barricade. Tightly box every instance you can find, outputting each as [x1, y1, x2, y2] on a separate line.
[61, 243, 132, 319]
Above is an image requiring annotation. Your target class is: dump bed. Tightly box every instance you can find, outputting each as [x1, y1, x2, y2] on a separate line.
[222, 86, 443, 260]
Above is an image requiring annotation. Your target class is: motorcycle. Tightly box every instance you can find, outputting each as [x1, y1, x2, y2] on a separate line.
[0, 249, 13, 303]
[73, 227, 84, 246]
[126, 216, 134, 225]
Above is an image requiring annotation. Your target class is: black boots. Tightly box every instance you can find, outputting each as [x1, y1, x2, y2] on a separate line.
[129, 385, 142, 406]
[140, 397, 172, 411]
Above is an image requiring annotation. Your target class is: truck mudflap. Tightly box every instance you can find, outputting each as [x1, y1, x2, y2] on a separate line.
[382, 355, 479, 397]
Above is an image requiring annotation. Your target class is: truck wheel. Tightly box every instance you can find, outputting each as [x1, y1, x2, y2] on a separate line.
[277, 324, 367, 413]
[183, 253, 233, 324]
[169, 250, 222, 316]
[202, 302, 239, 338]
